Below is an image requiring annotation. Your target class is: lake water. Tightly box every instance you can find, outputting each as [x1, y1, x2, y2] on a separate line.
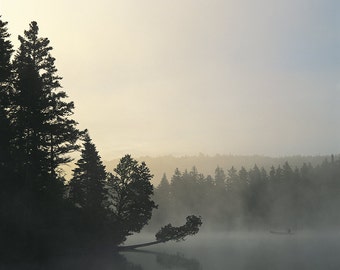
[4, 231, 340, 269]
[121, 231, 340, 270]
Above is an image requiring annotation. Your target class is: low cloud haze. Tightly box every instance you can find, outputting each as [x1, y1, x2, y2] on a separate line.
[3, 0, 339, 159]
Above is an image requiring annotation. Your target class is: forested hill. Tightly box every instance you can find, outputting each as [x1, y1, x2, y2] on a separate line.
[104, 154, 337, 185]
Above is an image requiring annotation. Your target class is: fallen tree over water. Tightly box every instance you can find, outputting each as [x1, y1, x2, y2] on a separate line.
[118, 215, 202, 251]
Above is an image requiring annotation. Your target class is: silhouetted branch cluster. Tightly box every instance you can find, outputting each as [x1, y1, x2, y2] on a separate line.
[156, 215, 202, 242]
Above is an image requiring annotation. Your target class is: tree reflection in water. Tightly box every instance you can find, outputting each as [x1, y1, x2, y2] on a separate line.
[1, 250, 201, 270]
[1, 252, 143, 270]
[121, 249, 202, 270]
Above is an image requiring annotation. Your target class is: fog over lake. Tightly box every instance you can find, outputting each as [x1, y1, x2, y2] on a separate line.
[1, 1, 339, 268]
[4, 231, 340, 269]
[119, 231, 340, 270]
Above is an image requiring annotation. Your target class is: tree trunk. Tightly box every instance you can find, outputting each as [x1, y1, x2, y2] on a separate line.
[118, 240, 163, 251]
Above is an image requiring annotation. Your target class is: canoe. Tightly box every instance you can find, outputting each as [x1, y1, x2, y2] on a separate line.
[269, 230, 294, 235]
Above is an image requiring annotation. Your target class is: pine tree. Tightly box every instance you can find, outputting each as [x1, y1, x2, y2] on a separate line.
[0, 16, 14, 180]
[0, 16, 15, 252]
[152, 174, 171, 226]
[157, 173, 170, 197]
[226, 166, 239, 192]
[0, 16, 13, 87]
[215, 166, 226, 190]
[12, 21, 81, 192]
[1, 22, 84, 258]
[69, 131, 107, 215]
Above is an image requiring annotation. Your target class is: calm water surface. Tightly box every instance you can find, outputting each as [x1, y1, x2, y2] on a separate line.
[4, 232, 340, 269]
[122, 231, 340, 270]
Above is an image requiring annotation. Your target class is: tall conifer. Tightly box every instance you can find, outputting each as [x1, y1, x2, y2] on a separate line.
[0, 16, 14, 178]
[69, 131, 107, 216]
[0, 16, 14, 247]
[12, 21, 81, 191]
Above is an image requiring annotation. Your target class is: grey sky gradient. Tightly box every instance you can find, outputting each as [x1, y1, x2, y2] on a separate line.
[3, 0, 339, 159]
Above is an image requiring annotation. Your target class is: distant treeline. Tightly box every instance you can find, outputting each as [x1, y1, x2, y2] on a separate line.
[104, 154, 337, 186]
[151, 156, 340, 230]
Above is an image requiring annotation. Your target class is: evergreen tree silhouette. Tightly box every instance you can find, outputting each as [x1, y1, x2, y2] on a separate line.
[12, 21, 81, 192]
[69, 131, 107, 219]
[0, 16, 16, 256]
[0, 21, 83, 259]
[0, 16, 14, 186]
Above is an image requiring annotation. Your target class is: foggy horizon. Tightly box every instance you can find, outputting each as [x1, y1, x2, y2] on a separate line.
[3, 0, 339, 160]
[2, 2, 340, 267]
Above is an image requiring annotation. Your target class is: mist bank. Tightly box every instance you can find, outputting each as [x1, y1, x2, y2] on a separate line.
[147, 155, 340, 232]
[104, 154, 338, 185]
[123, 230, 340, 270]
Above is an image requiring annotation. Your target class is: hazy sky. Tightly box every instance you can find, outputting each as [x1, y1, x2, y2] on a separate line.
[2, 0, 339, 159]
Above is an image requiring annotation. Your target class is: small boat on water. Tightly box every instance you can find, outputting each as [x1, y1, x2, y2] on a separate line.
[269, 228, 294, 235]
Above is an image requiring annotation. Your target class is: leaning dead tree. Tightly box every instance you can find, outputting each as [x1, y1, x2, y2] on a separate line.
[118, 215, 202, 251]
